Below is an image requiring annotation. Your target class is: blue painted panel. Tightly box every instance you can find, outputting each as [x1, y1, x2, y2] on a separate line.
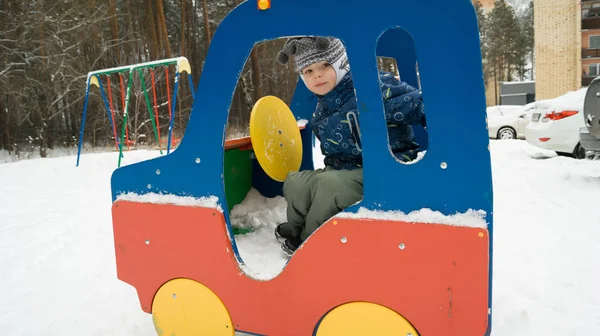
[111, 1, 493, 333]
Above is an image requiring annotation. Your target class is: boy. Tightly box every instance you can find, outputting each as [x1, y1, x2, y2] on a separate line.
[275, 36, 426, 255]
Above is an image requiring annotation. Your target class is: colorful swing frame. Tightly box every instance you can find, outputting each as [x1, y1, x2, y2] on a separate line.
[76, 57, 195, 167]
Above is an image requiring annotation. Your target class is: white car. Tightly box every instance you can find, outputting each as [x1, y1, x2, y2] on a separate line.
[525, 89, 588, 159]
[487, 104, 532, 139]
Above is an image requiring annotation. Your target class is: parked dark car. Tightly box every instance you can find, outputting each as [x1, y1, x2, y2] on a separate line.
[579, 76, 600, 159]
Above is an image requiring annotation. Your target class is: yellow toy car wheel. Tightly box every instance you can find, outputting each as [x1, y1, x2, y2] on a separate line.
[152, 278, 234, 336]
[250, 95, 303, 182]
[315, 302, 420, 336]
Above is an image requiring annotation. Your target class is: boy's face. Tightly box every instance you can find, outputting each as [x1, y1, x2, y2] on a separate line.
[301, 61, 337, 95]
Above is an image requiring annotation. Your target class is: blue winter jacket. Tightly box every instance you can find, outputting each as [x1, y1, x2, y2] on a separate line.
[311, 71, 426, 170]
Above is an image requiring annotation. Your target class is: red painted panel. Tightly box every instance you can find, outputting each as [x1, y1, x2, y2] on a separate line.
[112, 201, 489, 335]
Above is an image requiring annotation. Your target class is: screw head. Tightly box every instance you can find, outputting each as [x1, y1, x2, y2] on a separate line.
[145, 239, 150, 245]
[341, 237, 347, 243]
[195, 158, 201, 164]
[147, 184, 152, 189]
[156, 169, 161, 175]
[399, 243, 406, 250]
[172, 293, 177, 299]
[440, 162, 448, 169]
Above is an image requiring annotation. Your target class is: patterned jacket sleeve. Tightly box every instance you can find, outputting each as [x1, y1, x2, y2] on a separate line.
[311, 99, 361, 158]
[379, 72, 426, 126]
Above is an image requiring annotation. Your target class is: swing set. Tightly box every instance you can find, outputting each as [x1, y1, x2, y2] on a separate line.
[76, 57, 195, 167]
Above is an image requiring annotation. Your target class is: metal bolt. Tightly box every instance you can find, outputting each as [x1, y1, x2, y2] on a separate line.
[147, 184, 152, 189]
[145, 239, 150, 245]
[399, 243, 406, 250]
[341, 237, 347, 243]
[440, 162, 448, 169]
[195, 158, 201, 164]
[156, 169, 161, 175]
[172, 293, 177, 299]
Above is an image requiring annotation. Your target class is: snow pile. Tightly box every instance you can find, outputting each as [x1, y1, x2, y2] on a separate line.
[403, 149, 427, 165]
[117, 192, 222, 211]
[547, 87, 587, 112]
[230, 188, 288, 280]
[1, 139, 599, 335]
[296, 119, 309, 127]
[336, 207, 487, 228]
[229, 188, 287, 230]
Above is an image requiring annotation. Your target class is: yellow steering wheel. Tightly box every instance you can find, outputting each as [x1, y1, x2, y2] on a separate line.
[249, 95, 303, 182]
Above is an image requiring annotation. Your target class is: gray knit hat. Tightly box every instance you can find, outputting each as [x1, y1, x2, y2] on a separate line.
[277, 37, 347, 73]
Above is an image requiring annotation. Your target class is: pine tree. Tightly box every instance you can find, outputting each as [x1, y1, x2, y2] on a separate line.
[473, 1, 490, 85]
[486, 0, 529, 102]
[522, 1, 534, 79]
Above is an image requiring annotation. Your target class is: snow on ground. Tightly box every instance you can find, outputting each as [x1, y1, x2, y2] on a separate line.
[1, 140, 599, 335]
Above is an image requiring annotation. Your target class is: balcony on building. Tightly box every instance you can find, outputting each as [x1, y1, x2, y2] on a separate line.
[583, 60, 600, 86]
[582, 48, 600, 58]
[583, 1, 600, 29]
[583, 76, 596, 86]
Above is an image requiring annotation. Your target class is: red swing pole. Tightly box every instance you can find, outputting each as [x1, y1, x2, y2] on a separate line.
[150, 69, 162, 148]
[106, 75, 120, 150]
[119, 73, 131, 150]
[165, 66, 175, 148]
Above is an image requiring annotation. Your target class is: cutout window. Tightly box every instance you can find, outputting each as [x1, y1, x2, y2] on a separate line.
[376, 28, 428, 165]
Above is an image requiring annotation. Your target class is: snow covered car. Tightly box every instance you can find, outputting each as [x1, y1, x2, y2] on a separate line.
[526, 89, 588, 159]
[487, 104, 531, 139]
[579, 76, 600, 159]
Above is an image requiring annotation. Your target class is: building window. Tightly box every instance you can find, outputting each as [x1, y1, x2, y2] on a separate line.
[591, 36, 600, 49]
[589, 64, 600, 77]
[583, 4, 600, 18]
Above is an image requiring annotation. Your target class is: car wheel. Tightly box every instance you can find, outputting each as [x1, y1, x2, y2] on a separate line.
[574, 143, 588, 160]
[497, 127, 516, 140]
[556, 152, 574, 158]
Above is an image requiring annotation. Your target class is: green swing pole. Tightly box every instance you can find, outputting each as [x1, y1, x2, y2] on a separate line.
[118, 71, 135, 168]
[138, 68, 163, 155]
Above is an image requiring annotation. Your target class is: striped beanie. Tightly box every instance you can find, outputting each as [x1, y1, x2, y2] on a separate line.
[277, 37, 349, 86]
[277, 37, 347, 73]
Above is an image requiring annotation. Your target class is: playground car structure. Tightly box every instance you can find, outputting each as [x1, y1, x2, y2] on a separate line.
[106, 0, 494, 335]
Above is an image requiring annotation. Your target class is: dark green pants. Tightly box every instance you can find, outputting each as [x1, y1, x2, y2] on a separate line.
[283, 166, 363, 241]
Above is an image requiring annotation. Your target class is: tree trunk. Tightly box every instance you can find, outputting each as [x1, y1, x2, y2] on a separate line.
[37, 0, 49, 157]
[494, 67, 498, 105]
[156, 0, 172, 58]
[0, 96, 8, 151]
[180, 0, 187, 57]
[109, 0, 121, 64]
[201, 0, 211, 51]
[146, 0, 159, 59]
